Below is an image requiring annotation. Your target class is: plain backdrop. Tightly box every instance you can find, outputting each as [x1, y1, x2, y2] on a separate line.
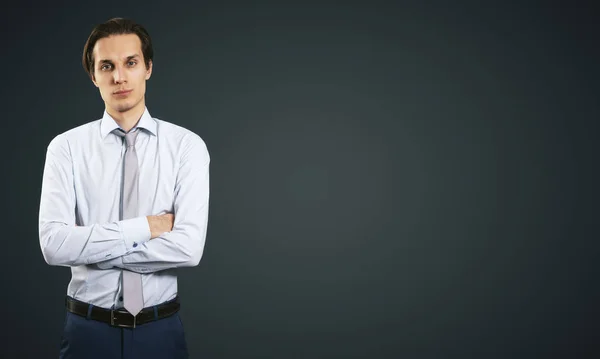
[1, 1, 598, 358]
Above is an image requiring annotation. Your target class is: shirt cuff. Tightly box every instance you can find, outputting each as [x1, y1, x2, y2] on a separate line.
[119, 216, 151, 251]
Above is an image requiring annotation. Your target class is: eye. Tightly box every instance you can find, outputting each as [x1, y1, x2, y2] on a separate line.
[127, 61, 137, 66]
[101, 64, 112, 71]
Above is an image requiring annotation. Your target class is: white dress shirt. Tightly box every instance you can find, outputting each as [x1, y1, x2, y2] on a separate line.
[38, 107, 210, 309]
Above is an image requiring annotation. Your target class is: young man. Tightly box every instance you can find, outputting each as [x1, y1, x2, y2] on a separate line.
[38, 17, 209, 358]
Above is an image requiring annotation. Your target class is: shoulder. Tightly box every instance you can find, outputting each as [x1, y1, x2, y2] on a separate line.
[154, 118, 209, 156]
[46, 119, 102, 151]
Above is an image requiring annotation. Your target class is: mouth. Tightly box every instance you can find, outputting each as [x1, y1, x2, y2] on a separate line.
[113, 89, 133, 96]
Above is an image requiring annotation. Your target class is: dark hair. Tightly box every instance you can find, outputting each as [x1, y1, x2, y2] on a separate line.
[82, 17, 153, 79]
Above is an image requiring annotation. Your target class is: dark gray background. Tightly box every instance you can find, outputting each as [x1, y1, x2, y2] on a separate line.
[1, 1, 598, 358]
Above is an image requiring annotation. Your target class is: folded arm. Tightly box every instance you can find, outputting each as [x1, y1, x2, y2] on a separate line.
[38, 134, 151, 267]
[96, 133, 210, 273]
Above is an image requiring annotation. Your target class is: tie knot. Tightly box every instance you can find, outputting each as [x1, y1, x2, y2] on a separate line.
[114, 129, 139, 147]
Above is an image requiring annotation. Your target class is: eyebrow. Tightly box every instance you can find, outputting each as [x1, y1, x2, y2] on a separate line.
[98, 54, 140, 64]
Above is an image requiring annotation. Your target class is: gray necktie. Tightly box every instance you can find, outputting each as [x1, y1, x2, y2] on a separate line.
[114, 128, 144, 316]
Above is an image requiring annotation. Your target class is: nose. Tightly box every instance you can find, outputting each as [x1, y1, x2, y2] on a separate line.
[113, 65, 126, 84]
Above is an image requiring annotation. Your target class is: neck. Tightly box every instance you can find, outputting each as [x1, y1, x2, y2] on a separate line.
[106, 100, 146, 132]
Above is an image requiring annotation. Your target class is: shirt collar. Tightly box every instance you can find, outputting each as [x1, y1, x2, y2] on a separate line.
[100, 107, 157, 139]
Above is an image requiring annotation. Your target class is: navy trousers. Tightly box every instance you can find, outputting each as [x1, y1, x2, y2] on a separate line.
[59, 310, 189, 359]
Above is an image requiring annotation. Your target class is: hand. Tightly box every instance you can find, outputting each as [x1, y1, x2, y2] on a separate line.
[146, 213, 174, 239]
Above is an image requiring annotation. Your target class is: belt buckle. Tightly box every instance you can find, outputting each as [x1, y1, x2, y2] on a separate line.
[110, 309, 136, 328]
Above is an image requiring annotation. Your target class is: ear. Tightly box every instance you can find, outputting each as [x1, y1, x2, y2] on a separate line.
[145, 60, 153, 80]
[91, 72, 99, 88]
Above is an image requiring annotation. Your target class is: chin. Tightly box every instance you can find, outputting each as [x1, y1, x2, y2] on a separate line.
[111, 102, 135, 113]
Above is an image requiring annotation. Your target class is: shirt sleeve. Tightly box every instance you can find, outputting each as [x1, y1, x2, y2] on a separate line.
[38, 134, 152, 267]
[96, 132, 210, 273]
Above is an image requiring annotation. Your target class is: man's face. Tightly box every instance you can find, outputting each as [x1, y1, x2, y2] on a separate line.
[91, 34, 152, 115]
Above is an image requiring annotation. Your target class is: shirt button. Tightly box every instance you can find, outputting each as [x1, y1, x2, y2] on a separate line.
[133, 242, 138, 248]
[119, 296, 123, 301]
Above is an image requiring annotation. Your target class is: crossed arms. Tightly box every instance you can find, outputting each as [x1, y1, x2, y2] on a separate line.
[38, 133, 210, 273]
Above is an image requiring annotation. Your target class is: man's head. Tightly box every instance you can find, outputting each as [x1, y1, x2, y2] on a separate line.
[82, 18, 153, 115]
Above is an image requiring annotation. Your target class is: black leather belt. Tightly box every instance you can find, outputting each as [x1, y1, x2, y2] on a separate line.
[65, 296, 180, 328]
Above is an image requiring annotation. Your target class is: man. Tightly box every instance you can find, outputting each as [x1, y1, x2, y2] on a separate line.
[38, 17, 209, 359]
